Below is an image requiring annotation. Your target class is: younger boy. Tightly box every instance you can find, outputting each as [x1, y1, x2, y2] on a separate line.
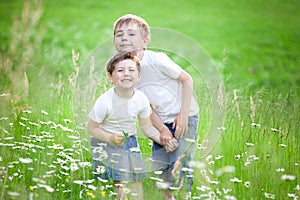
[87, 52, 178, 200]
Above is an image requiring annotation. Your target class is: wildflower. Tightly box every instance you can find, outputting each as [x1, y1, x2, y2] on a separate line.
[181, 167, 193, 173]
[37, 184, 54, 192]
[244, 181, 250, 188]
[230, 177, 242, 183]
[32, 178, 46, 184]
[196, 185, 211, 192]
[251, 123, 261, 127]
[216, 166, 235, 176]
[209, 180, 219, 184]
[19, 122, 27, 127]
[279, 144, 287, 148]
[109, 191, 118, 197]
[287, 193, 297, 198]
[41, 110, 49, 115]
[208, 161, 215, 165]
[276, 168, 285, 172]
[235, 154, 242, 160]
[63, 119, 72, 123]
[30, 185, 35, 191]
[217, 126, 226, 131]
[95, 165, 106, 174]
[68, 135, 79, 140]
[19, 158, 33, 164]
[7, 191, 20, 196]
[154, 170, 163, 175]
[74, 180, 84, 185]
[224, 195, 237, 200]
[97, 177, 108, 183]
[23, 109, 32, 113]
[206, 155, 213, 161]
[70, 163, 79, 171]
[88, 185, 97, 191]
[197, 144, 207, 150]
[246, 142, 255, 147]
[169, 186, 180, 190]
[215, 155, 223, 160]
[101, 190, 106, 197]
[184, 138, 196, 143]
[129, 147, 140, 152]
[264, 192, 275, 199]
[223, 188, 232, 194]
[271, 128, 280, 132]
[79, 162, 92, 167]
[123, 188, 131, 194]
[281, 174, 296, 181]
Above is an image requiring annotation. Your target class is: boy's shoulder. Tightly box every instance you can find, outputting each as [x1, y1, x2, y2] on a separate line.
[144, 50, 169, 64]
[145, 50, 167, 58]
[96, 88, 114, 101]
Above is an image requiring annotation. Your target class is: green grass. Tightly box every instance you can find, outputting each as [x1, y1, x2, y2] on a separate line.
[0, 0, 299, 199]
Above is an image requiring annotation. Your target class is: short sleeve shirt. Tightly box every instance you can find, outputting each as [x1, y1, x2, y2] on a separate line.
[136, 50, 199, 123]
[88, 88, 151, 136]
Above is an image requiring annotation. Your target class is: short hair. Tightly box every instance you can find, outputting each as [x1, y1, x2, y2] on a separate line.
[113, 14, 151, 40]
[106, 51, 141, 75]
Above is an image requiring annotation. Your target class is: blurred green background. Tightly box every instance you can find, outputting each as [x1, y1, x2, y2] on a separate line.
[0, 0, 299, 94]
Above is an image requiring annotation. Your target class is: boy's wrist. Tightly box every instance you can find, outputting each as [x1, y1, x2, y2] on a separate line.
[158, 124, 165, 132]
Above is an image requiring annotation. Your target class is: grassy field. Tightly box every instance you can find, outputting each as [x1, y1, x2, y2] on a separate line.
[0, 0, 299, 199]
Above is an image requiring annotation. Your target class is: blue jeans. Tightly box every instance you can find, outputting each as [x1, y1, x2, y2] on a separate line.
[152, 115, 199, 191]
[91, 135, 148, 182]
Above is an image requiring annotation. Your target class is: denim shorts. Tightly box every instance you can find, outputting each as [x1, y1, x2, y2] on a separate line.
[91, 135, 148, 182]
[152, 115, 199, 190]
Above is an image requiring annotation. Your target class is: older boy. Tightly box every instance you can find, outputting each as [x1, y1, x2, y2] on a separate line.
[113, 14, 199, 200]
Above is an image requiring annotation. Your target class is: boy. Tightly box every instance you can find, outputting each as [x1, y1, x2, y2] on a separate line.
[113, 14, 199, 200]
[87, 52, 178, 200]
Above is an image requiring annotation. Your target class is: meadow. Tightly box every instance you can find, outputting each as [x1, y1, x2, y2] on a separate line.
[0, 0, 299, 199]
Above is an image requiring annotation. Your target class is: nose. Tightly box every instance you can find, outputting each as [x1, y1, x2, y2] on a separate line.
[123, 69, 129, 75]
[121, 34, 127, 41]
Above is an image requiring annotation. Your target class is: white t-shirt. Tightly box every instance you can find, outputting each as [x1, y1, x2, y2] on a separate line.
[88, 87, 151, 136]
[136, 50, 199, 123]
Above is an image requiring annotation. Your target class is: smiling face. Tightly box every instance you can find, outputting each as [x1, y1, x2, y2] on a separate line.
[108, 59, 141, 90]
[114, 22, 149, 52]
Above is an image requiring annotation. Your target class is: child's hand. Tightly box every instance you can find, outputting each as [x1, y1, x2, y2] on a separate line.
[164, 138, 178, 152]
[109, 134, 124, 146]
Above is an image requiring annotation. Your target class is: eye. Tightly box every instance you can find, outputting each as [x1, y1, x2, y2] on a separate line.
[129, 33, 136, 36]
[117, 69, 124, 72]
[115, 33, 123, 37]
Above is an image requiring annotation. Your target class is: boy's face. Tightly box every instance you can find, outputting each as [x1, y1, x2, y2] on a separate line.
[108, 59, 141, 90]
[114, 22, 148, 52]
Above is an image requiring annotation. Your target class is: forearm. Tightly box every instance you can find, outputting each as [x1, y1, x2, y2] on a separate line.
[87, 119, 112, 143]
[180, 72, 193, 117]
[149, 107, 165, 132]
[141, 125, 162, 145]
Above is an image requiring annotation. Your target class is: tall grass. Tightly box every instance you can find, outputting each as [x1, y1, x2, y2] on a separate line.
[0, 0, 299, 199]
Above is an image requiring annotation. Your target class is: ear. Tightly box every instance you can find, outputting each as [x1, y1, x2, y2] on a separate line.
[107, 73, 113, 83]
[142, 37, 149, 49]
[137, 72, 142, 82]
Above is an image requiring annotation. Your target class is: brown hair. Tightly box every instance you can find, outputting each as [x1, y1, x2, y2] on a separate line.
[113, 14, 150, 40]
[106, 51, 141, 75]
